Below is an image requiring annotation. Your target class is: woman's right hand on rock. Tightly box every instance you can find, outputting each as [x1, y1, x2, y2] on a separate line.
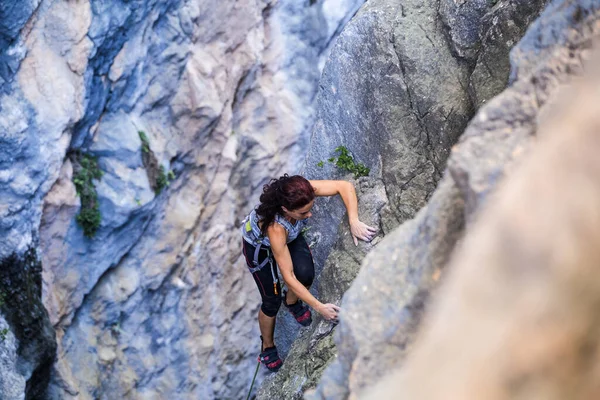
[318, 303, 340, 323]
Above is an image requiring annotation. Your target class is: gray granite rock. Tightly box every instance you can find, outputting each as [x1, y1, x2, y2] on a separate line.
[303, 0, 547, 272]
[310, 0, 597, 398]
[441, 0, 548, 107]
[366, 42, 600, 400]
[261, 0, 546, 398]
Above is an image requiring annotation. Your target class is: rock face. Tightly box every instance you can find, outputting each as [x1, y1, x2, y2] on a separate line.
[257, 0, 546, 398]
[2, 0, 591, 399]
[366, 48, 600, 400]
[309, 0, 599, 399]
[302, 0, 547, 277]
[0, 0, 363, 399]
[0, 251, 56, 400]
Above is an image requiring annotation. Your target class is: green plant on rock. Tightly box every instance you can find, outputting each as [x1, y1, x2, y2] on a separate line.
[73, 153, 103, 238]
[328, 146, 370, 178]
[316, 161, 324, 168]
[138, 131, 150, 153]
[76, 208, 101, 237]
[155, 166, 177, 195]
[155, 165, 169, 194]
[138, 130, 177, 195]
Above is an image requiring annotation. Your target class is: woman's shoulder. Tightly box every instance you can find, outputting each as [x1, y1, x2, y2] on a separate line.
[274, 213, 294, 229]
[266, 220, 288, 242]
[268, 220, 287, 231]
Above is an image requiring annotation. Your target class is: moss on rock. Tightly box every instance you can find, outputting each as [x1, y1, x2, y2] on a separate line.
[71, 152, 103, 238]
[138, 131, 174, 195]
[0, 249, 57, 399]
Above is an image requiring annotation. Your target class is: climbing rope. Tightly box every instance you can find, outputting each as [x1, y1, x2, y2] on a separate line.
[246, 359, 261, 400]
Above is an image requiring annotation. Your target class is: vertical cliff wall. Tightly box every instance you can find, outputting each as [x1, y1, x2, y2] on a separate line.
[316, 0, 599, 399]
[0, 0, 364, 399]
[257, 0, 548, 398]
[366, 14, 600, 400]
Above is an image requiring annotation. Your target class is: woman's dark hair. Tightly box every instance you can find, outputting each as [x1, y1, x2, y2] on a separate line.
[256, 174, 315, 236]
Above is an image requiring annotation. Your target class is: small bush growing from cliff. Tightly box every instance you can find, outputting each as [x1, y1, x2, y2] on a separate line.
[328, 146, 370, 178]
[156, 165, 169, 194]
[155, 166, 177, 194]
[138, 130, 176, 195]
[139, 131, 150, 153]
[72, 153, 103, 238]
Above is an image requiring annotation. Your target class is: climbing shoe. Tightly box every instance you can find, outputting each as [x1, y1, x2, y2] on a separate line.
[284, 290, 312, 327]
[259, 345, 283, 372]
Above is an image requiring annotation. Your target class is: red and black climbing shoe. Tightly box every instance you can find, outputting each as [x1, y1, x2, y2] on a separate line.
[284, 290, 312, 327]
[259, 345, 283, 372]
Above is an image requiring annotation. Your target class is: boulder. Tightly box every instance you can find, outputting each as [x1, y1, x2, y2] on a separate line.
[311, 0, 598, 398]
[366, 47, 600, 400]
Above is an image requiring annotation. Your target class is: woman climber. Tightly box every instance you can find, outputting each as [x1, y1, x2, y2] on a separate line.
[241, 174, 377, 372]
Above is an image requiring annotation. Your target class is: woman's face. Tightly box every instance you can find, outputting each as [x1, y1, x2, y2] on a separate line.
[283, 200, 314, 221]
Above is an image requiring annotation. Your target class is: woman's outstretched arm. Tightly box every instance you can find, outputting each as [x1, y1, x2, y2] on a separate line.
[309, 180, 377, 245]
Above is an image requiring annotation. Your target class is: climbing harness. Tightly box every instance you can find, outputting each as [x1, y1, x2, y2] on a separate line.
[243, 213, 279, 295]
[241, 209, 308, 249]
[249, 242, 278, 295]
[241, 208, 309, 296]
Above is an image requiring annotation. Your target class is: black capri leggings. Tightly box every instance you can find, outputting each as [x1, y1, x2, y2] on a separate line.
[242, 234, 315, 318]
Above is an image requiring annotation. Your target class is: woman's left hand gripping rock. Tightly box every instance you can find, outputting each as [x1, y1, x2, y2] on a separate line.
[350, 219, 378, 246]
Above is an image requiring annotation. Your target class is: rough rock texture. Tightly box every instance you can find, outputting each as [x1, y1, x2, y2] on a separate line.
[256, 0, 547, 398]
[439, 0, 549, 109]
[0, 3, 60, 396]
[0, 0, 363, 399]
[0, 0, 40, 92]
[308, 0, 599, 399]
[366, 49, 600, 400]
[0, 313, 23, 400]
[302, 0, 546, 277]
[0, 251, 56, 400]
